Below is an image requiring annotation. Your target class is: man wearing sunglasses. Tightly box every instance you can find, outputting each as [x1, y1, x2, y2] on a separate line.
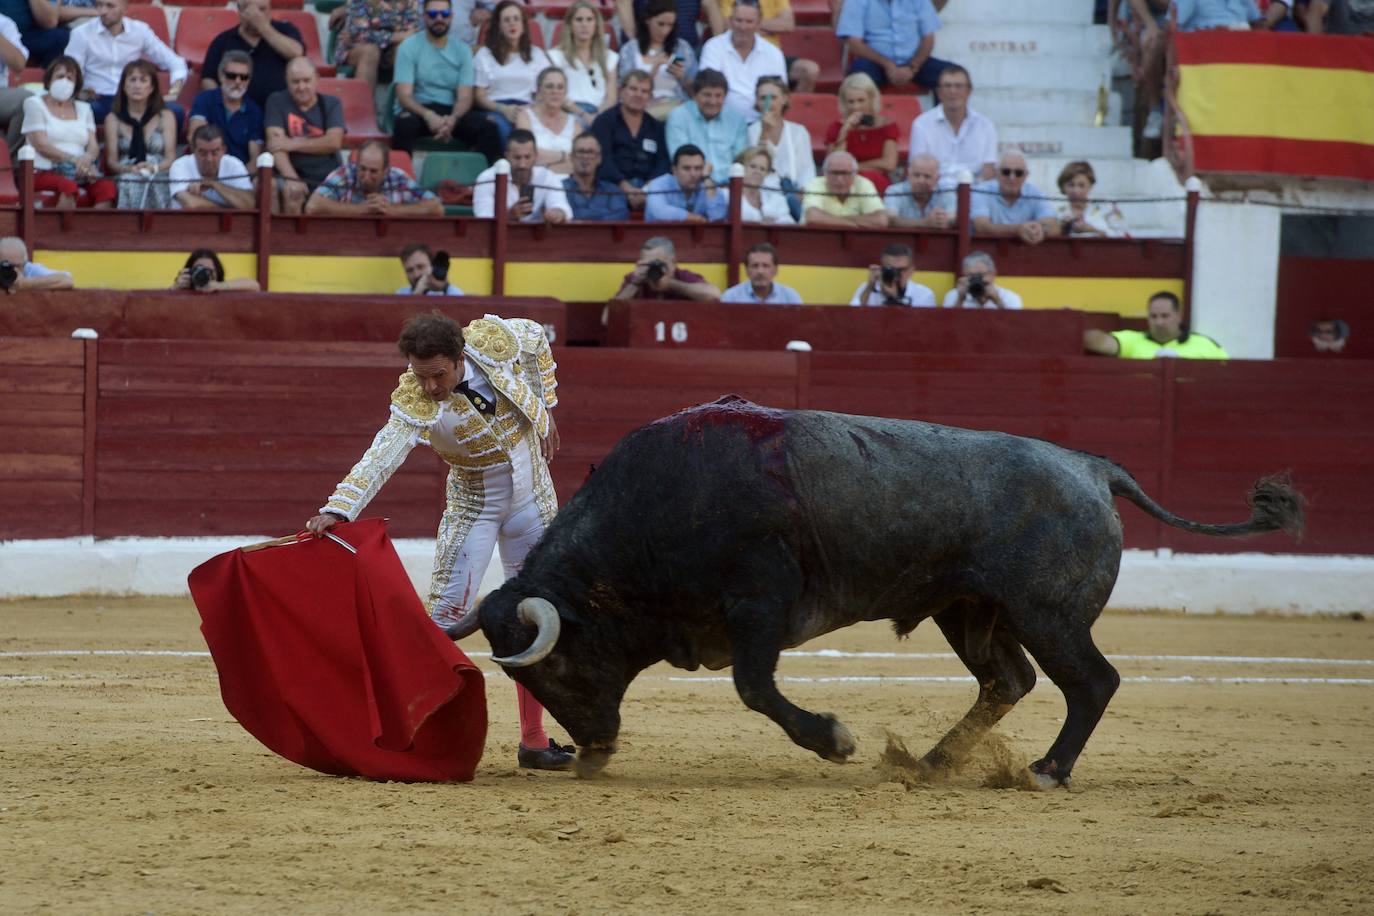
[970, 151, 1059, 246]
[189, 50, 265, 165]
[392, 0, 503, 161]
[201, 0, 305, 107]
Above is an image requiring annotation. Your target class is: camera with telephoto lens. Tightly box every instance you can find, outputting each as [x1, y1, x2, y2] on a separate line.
[644, 259, 668, 285]
[880, 264, 900, 287]
[967, 275, 988, 299]
[0, 260, 17, 290]
[189, 264, 214, 290]
[431, 250, 450, 282]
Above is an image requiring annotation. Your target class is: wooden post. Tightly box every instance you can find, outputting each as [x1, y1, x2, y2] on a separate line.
[81, 336, 99, 537]
[1156, 358, 1178, 552]
[491, 161, 510, 296]
[954, 170, 972, 277]
[1182, 175, 1201, 328]
[17, 147, 35, 251]
[726, 163, 744, 289]
[254, 153, 274, 291]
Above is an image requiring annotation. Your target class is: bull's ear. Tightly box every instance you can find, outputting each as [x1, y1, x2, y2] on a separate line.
[546, 596, 582, 625]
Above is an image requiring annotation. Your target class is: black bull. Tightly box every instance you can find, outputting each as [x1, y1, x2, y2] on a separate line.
[451, 396, 1303, 784]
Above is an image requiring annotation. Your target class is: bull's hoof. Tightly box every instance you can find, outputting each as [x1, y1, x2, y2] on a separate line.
[820, 713, 856, 763]
[574, 743, 616, 779]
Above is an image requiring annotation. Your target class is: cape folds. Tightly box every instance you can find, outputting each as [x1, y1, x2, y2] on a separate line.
[188, 518, 488, 782]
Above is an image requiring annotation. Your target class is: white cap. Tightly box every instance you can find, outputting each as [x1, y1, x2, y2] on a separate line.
[728, 162, 746, 179]
[956, 169, 974, 186]
[16, 145, 35, 162]
[785, 340, 812, 352]
[70, 328, 99, 340]
[255, 152, 275, 169]
[494, 158, 511, 175]
[1184, 176, 1203, 193]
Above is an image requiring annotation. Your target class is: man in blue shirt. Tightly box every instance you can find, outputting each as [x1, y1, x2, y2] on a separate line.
[590, 70, 669, 211]
[563, 132, 630, 221]
[644, 143, 730, 222]
[721, 242, 803, 304]
[970, 151, 1059, 245]
[188, 50, 265, 165]
[0, 235, 74, 292]
[391, 0, 501, 161]
[837, 0, 956, 91]
[665, 69, 748, 185]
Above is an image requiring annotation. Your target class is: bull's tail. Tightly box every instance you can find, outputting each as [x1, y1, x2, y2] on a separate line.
[1106, 467, 1305, 540]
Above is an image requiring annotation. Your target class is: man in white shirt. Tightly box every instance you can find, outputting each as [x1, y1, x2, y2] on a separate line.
[168, 124, 256, 210]
[698, 0, 787, 123]
[850, 242, 936, 307]
[66, 0, 188, 125]
[473, 129, 572, 224]
[909, 64, 997, 182]
[0, 13, 29, 152]
[941, 251, 1022, 309]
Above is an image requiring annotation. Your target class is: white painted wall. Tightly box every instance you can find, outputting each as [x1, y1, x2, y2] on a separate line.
[2, 537, 1370, 615]
[1190, 191, 1283, 359]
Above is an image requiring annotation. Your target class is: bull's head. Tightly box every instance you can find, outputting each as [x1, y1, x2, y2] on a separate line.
[448, 584, 627, 776]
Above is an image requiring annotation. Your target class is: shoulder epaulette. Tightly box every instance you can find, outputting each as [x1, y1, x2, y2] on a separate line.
[390, 370, 440, 425]
[463, 315, 521, 370]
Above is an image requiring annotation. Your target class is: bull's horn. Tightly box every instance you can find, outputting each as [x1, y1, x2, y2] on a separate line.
[490, 597, 561, 667]
[443, 607, 482, 641]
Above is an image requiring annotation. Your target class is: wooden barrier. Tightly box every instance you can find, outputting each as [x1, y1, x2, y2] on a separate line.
[5, 341, 1369, 554]
[0, 292, 567, 344]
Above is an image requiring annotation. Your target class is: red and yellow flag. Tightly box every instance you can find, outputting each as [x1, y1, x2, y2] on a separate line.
[1175, 31, 1374, 182]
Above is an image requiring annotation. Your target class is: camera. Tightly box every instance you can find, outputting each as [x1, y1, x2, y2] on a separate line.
[880, 264, 900, 287]
[431, 250, 450, 282]
[967, 275, 988, 299]
[644, 259, 668, 285]
[858, 114, 875, 127]
[189, 264, 214, 290]
[0, 260, 17, 290]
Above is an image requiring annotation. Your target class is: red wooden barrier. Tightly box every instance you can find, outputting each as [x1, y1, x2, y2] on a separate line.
[606, 300, 1094, 354]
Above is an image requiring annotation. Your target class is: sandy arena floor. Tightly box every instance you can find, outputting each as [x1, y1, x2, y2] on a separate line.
[2, 597, 1372, 915]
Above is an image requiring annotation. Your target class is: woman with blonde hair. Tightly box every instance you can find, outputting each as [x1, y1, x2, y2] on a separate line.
[824, 72, 898, 193]
[103, 59, 177, 210]
[515, 66, 593, 174]
[746, 76, 813, 220]
[548, 1, 618, 115]
[734, 145, 794, 225]
[1056, 160, 1129, 238]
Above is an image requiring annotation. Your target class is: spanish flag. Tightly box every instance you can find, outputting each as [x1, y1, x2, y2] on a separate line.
[1176, 32, 1374, 182]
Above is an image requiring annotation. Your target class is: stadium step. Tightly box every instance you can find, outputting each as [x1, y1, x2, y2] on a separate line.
[996, 124, 1135, 161]
[940, 0, 1092, 26]
[963, 87, 1123, 127]
[955, 54, 1108, 93]
[935, 22, 1112, 62]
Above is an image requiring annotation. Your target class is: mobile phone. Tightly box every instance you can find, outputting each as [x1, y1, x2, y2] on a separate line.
[859, 114, 875, 127]
[671, 54, 685, 65]
[518, 184, 534, 203]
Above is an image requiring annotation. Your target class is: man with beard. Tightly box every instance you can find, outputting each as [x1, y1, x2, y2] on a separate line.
[264, 56, 345, 213]
[189, 50, 265, 165]
[472, 129, 571, 223]
[391, 0, 502, 161]
[305, 139, 443, 215]
[200, 0, 305, 107]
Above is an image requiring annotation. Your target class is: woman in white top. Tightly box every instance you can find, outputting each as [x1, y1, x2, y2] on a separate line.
[746, 76, 816, 194]
[734, 146, 794, 225]
[1055, 160, 1129, 238]
[617, 0, 695, 119]
[515, 67, 593, 174]
[547, 1, 617, 116]
[473, 0, 552, 145]
[21, 55, 116, 208]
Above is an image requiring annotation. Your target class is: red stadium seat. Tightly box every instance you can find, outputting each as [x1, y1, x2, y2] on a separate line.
[319, 77, 387, 146]
[477, 19, 547, 47]
[0, 143, 18, 205]
[786, 91, 836, 161]
[529, 1, 616, 20]
[548, 20, 619, 50]
[789, 0, 833, 26]
[879, 94, 921, 157]
[9, 66, 43, 87]
[779, 27, 844, 93]
[176, 9, 332, 74]
[277, 9, 332, 73]
[126, 5, 172, 46]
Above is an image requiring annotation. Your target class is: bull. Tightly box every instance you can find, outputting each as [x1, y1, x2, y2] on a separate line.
[448, 396, 1303, 786]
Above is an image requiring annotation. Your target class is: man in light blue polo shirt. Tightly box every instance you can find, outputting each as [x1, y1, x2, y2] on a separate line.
[665, 69, 748, 185]
[837, 0, 956, 91]
[391, 0, 501, 161]
[721, 242, 803, 304]
[644, 144, 731, 222]
[970, 151, 1059, 245]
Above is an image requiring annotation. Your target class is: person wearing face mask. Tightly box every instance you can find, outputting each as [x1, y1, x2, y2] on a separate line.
[21, 56, 118, 208]
[189, 51, 265, 165]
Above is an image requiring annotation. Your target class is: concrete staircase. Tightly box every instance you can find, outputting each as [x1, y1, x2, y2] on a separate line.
[938, 0, 1186, 236]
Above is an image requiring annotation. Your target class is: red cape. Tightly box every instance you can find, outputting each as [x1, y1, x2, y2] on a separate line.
[188, 518, 487, 781]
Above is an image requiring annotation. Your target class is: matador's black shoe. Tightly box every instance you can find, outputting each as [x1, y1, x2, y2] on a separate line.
[518, 738, 575, 771]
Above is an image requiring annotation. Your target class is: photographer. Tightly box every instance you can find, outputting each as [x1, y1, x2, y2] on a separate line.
[940, 251, 1022, 310]
[849, 242, 935, 307]
[0, 236, 74, 294]
[396, 243, 464, 296]
[613, 236, 721, 301]
[171, 248, 261, 293]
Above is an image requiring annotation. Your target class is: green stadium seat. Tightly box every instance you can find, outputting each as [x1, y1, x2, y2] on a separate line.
[420, 151, 489, 216]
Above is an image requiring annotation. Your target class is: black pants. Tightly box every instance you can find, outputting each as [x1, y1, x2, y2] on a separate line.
[393, 103, 502, 163]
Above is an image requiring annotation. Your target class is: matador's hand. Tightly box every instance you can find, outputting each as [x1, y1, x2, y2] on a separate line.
[306, 513, 343, 535]
[540, 413, 560, 464]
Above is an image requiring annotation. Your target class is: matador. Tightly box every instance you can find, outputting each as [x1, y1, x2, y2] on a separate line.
[307, 311, 574, 771]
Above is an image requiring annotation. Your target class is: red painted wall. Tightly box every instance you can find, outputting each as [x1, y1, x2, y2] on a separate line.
[1275, 256, 1374, 359]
